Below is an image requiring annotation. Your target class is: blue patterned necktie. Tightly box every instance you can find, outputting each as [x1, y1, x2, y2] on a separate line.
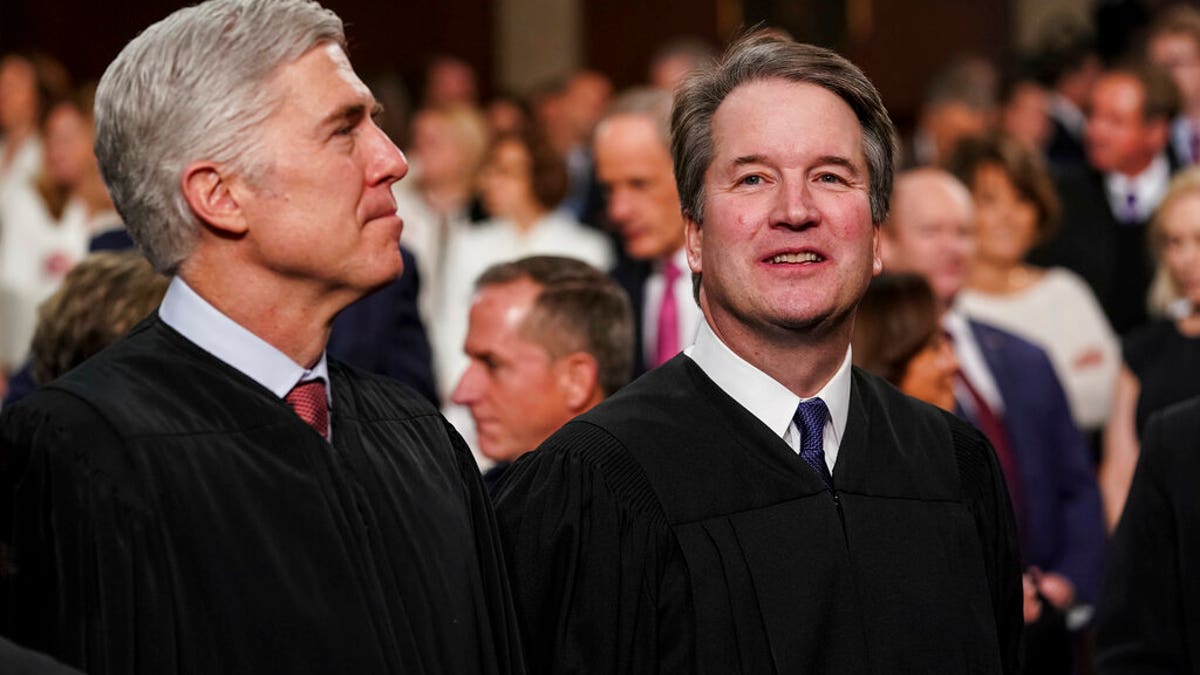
[794, 397, 832, 489]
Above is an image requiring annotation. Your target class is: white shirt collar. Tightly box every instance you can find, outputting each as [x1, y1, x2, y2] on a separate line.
[1104, 153, 1171, 223]
[684, 319, 852, 466]
[943, 307, 1004, 414]
[158, 276, 331, 406]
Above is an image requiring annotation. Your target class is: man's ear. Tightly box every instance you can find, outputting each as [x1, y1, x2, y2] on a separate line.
[557, 352, 600, 412]
[871, 225, 883, 276]
[684, 210, 703, 276]
[181, 161, 248, 236]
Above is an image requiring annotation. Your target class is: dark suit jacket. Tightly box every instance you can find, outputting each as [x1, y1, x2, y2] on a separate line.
[968, 319, 1106, 604]
[610, 256, 653, 377]
[327, 246, 436, 405]
[1095, 395, 1200, 673]
[1030, 164, 1158, 335]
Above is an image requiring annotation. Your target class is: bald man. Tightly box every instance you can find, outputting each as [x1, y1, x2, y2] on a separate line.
[883, 168, 1106, 665]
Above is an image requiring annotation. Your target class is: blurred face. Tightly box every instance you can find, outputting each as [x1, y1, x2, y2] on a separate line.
[452, 279, 575, 461]
[882, 173, 974, 307]
[235, 44, 408, 297]
[898, 332, 959, 411]
[479, 138, 538, 219]
[426, 59, 477, 107]
[686, 79, 879, 343]
[1087, 74, 1166, 176]
[970, 163, 1040, 267]
[1150, 32, 1200, 111]
[1002, 82, 1051, 150]
[925, 101, 990, 163]
[594, 114, 685, 260]
[43, 103, 95, 188]
[1158, 191, 1200, 306]
[412, 111, 470, 184]
[0, 57, 36, 132]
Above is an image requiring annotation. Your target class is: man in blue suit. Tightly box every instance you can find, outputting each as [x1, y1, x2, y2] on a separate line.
[881, 168, 1105, 663]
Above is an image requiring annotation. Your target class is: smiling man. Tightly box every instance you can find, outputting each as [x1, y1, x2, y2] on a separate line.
[495, 32, 1022, 673]
[0, 1, 522, 673]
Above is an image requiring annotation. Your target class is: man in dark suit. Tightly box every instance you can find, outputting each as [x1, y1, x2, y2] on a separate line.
[1030, 63, 1180, 335]
[0, 1, 522, 673]
[595, 87, 702, 376]
[1034, 24, 1102, 170]
[882, 167, 1105, 665]
[496, 33, 1022, 673]
[1095, 394, 1200, 672]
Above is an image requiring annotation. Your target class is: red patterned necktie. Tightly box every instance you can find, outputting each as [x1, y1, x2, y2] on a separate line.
[286, 379, 329, 440]
[956, 370, 1027, 545]
[654, 259, 682, 367]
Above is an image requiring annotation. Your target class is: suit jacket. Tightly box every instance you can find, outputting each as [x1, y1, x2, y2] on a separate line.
[1095, 395, 1200, 673]
[610, 256, 653, 377]
[968, 319, 1106, 604]
[327, 246, 436, 405]
[1030, 164, 1159, 335]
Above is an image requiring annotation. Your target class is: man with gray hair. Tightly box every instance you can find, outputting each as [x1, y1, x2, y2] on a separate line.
[596, 87, 702, 374]
[0, 1, 523, 673]
[495, 31, 1021, 673]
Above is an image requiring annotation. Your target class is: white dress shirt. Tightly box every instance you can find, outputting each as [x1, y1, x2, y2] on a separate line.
[641, 246, 703, 367]
[685, 319, 852, 473]
[943, 308, 1004, 415]
[158, 277, 332, 426]
[1104, 153, 1171, 223]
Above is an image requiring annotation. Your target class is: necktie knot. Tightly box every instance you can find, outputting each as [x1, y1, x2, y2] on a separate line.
[793, 397, 832, 488]
[286, 379, 329, 440]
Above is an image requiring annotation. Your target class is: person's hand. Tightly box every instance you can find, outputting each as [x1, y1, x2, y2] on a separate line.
[1029, 567, 1076, 610]
[1022, 573, 1042, 623]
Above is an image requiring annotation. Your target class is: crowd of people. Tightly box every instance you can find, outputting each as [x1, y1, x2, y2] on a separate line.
[0, 0, 1198, 672]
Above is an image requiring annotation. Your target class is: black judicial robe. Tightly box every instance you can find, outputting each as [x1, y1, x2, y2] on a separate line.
[495, 355, 1022, 674]
[0, 316, 524, 675]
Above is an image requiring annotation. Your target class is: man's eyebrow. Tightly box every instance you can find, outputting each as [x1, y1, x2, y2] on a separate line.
[319, 99, 379, 129]
[732, 154, 766, 166]
[815, 155, 861, 174]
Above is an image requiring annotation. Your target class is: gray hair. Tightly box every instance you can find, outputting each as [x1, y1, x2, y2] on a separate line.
[671, 31, 898, 226]
[94, 0, 345, 273]
[600, 86, 673, 149]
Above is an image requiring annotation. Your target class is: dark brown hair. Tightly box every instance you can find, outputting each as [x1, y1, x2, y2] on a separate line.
[852, 273, 940, 386]
[945, 131, 1061, 242]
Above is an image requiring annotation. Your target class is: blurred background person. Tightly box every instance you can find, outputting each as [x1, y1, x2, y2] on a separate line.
[421, 55, 478, 109]
[2, 251, 167, 408]
[437, 129, 613, 441]
[647, 37, 716, 93]
[1033, 21, 1102, 169]
[906, 57, 997, 168]
[0, 53, 69, 197]
[882, 168, 1106, 660]
[948, 132, 1119, 442]
[391, 103, 489, 324]
[998, 64, 1053, 155]
[451, 255, 633, 489]
[0, 85, 111, 375]
[484, 92, 530, 139]
[1101, 166, 1200, 531]
[595, 87, 701, 376]
[1032, 62, 1181, 336]
[852, 273, 959, 412]
[1147, 4, 1200, 167]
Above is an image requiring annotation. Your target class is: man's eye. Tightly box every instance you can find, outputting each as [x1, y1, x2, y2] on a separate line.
[817, 173, 845, 184]
[740, 175, 762, 186]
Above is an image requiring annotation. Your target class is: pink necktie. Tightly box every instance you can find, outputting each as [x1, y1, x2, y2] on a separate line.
[654, 259, 682, 367]
[286, 379, 329, 440]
